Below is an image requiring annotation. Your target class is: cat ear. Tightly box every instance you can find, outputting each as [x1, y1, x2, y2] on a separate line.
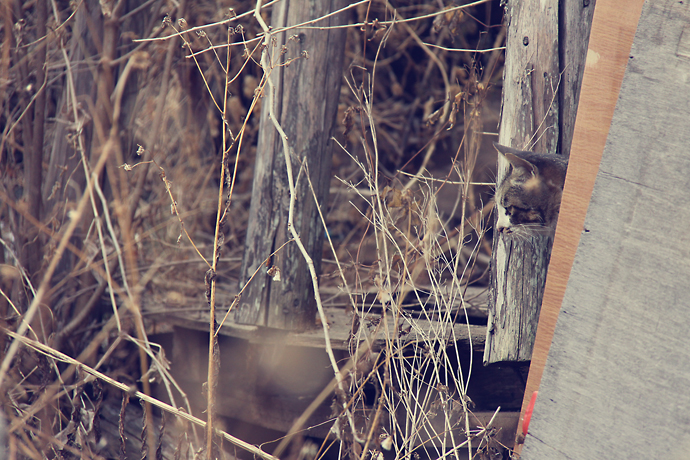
[494, 143, 538, 177]
[504, 152, 538, 176]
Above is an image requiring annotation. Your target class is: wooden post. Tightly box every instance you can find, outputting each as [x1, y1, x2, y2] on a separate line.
[235, 0, 347, 331]
[484, 0, 595, 364]
[559, 0, 597, 159]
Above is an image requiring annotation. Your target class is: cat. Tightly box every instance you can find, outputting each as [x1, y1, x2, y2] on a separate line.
[493, 142, 568, 237]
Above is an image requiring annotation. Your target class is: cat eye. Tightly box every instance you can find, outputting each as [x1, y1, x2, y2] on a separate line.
[506, 205, 529, 215]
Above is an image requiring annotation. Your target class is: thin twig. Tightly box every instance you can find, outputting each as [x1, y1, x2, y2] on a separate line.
[182, 0, 495, 59]
[204, 32, 235, 454]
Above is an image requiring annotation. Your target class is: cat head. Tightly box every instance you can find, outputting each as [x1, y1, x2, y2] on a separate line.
[494, 143, 568, 237]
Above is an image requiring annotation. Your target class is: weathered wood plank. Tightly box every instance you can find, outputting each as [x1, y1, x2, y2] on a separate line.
[171, 327, 337, 437]
[151, 285, 490, 350]
[559, 0, 597, 159]
[236, 0, 348, 330]
[486, 0, 561, 364]
[523, 1, 690, 458]
[516, 0, 645, 445]
[166, 327, 520, 446]
[487, 0, 597, 367]
[166, 307, 487, 352]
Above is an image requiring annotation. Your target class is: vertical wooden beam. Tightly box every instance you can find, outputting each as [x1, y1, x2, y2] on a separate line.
[236, 0, 347, 330]
[559, 0, 597, 159]
[485, 0, 560, 364]
[515, 0, 645, 447]
[487, 0, 598, 367]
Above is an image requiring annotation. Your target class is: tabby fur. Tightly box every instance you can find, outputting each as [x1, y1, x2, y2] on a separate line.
[494, 143, 568, 237]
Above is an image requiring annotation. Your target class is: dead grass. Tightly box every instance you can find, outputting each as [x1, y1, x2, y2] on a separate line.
[0, 0, 507, 459]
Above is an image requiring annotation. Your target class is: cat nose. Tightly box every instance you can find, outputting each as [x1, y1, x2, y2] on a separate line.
[497, 226, 512, 234]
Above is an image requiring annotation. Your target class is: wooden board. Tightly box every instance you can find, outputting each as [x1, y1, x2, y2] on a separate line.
[151, 285, 490, 350]
[163, 304, 488, 351]
[236, 0, 348, 330]
[522, 1, 690, 457]
[167, 325, 522, 449]
[516, 0, 645, 438]
[157, 287, 527, 450]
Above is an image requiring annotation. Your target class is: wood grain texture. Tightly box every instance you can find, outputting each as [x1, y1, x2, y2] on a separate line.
[558, 0, 597, 159]
[485, 0, 560, 365]
[518, 0, 644, 432]
[166, 305, 488, 351]
[236, 0, 348, 330]
[517, 0, 645, 436]
[522, 1, 690, 457]
[168, 325, 521, 445]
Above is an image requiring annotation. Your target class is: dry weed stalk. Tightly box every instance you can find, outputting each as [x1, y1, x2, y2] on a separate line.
[1, 1, 505, 459]
[311, 9, 505, 458]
